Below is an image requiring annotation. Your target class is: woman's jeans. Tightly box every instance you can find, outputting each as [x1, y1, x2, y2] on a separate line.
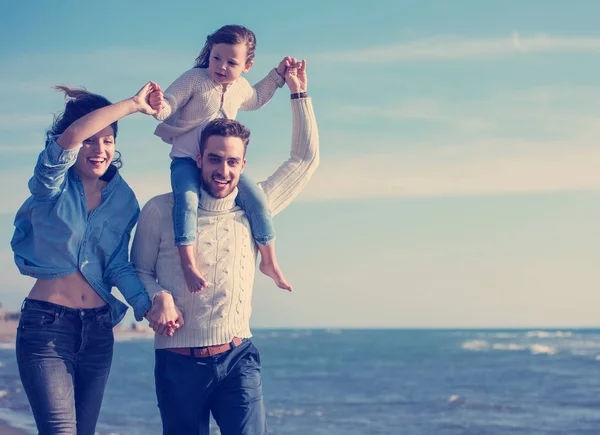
[16, 298, 114, 435]
[170, 157, 275, 246]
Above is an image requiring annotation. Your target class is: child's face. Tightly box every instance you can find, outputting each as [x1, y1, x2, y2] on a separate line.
[208, 43, 253, 86]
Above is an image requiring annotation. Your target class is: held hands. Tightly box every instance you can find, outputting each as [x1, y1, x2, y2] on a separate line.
[131, 81, 165, 115]
[285, 59, 307, 94]
[148, 84, 165, 114]
[145, 291, 185, 337]
[276, 56, 293, 79]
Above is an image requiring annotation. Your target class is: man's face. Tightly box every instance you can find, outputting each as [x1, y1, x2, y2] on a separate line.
[197, 135, 246, 198]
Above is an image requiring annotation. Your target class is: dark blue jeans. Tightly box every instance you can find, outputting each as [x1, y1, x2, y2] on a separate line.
[155, 339, 267, 435]
[15, 298, 114, 435]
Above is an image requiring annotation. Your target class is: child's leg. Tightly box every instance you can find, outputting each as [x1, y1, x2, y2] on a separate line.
[236, 173, 292, 292]
[171, 157, 208, 292]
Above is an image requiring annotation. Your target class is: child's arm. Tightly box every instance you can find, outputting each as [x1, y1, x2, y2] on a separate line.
[239, 57, 291, 112]
[153, 69, 198, 121]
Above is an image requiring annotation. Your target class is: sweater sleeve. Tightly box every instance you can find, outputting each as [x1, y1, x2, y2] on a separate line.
[154, 69, 198, 121]
[239, 69, 285, 112]
[131, 198, 168, 299]
[258, 98, 319, 216]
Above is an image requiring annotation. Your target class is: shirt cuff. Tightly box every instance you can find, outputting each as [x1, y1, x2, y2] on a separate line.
[44, 135, 81, 165]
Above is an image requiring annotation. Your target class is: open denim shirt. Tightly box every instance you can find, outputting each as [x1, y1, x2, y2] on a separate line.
[11, 136, 151, 326]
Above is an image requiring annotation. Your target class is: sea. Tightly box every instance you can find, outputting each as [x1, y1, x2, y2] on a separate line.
[1, 328, 600, 434]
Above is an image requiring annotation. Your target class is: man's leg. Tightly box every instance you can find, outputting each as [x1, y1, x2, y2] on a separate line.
[211, 341, 267, 435]
[155, 349, 212, 435]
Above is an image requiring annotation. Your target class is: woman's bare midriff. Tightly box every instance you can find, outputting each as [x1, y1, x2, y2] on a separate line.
[28, 271, 106, 309]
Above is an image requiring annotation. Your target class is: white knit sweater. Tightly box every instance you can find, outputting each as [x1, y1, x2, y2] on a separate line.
[132, 98, 319, 349]
[154, 67, 285, 144]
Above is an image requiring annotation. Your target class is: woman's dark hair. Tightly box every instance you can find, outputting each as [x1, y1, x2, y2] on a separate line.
[194, 25, 256, 69]
[47, 86, 122, 168]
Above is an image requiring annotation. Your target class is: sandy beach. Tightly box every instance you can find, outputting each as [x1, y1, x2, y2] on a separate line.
[0, 419, 28, 435]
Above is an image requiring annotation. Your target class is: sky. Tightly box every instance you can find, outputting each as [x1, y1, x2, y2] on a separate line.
[2, 0, 600, 328]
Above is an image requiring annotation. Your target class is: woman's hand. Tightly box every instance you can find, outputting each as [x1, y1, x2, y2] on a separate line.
[145, 291, 185, 336]
[132, 81, 163, 115]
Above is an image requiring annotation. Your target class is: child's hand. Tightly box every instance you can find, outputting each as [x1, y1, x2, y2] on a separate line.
[132, 81, 161, 115]
[149, 83, 165, 113]
[276, 56, 292, 79]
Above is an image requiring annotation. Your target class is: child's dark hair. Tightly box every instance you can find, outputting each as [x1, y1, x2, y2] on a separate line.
[199, 118, 251, 157]
[194, 25, 257, 69]
[48, 86, 122, 168]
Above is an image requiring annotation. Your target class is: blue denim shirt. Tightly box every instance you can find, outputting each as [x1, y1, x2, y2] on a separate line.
[11, 136, 152, 326]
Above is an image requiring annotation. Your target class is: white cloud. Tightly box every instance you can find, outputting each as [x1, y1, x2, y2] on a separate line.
[298, 138, 600, 201]
[5, 136, 600, 212]
[316, 32, 600, 62]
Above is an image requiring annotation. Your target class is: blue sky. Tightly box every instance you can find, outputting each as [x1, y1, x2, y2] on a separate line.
[2, 0, 600, 327]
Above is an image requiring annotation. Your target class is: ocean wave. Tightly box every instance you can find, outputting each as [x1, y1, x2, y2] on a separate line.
[476, 332, 519, 339]
[525, 331, 573, 338]
[463, 340, 558, 355]
[267, 408, 307, 417]
[529, 344, 557, 355]
[492, 343, 527, 351]
[462, 340, 490, 350]
[0, 342, 15, 350]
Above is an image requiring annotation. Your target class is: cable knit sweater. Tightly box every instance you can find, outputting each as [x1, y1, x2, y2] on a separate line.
[132, 98, 319, 349]
[154, 67, 285, 145]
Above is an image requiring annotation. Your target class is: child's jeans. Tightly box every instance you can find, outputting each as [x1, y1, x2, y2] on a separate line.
[170, 157, 275, 246]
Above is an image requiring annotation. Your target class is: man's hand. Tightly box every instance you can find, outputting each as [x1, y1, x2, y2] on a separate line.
[285, 59, 307, 94]
[145, 291, 184, 336]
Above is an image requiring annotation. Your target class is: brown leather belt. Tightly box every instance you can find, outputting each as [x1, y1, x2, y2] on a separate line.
[165, 337, 243, 358]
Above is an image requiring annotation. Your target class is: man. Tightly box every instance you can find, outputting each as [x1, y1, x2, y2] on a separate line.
[132, 60, 318, 434]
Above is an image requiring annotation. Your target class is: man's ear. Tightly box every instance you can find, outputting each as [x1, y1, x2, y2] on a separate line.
[196, 153, 202, 168]
[243, 60, 254, 74]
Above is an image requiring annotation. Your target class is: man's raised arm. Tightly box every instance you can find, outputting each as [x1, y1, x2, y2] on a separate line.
[258, 59, 319, 216]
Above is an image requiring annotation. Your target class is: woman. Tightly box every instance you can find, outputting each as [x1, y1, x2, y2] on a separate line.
[10, 82, 181, 434]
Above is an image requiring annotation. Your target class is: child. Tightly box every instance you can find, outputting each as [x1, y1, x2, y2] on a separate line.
[150, 25, 292, 293]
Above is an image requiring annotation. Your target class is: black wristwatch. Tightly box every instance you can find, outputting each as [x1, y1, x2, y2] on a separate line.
[290, 92, 308, 99]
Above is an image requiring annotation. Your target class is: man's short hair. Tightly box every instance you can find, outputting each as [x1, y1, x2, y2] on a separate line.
[199, 118, 251, 156]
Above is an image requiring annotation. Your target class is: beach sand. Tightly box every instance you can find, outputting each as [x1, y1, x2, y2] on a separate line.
[0, 419, 28, 435]
[0, 320, 17, 343]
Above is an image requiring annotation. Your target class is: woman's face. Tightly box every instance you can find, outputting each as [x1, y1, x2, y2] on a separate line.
[73, 126, 115, 182]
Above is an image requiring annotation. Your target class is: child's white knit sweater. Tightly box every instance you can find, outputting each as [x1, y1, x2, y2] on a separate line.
[154, 67, 284, 146]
